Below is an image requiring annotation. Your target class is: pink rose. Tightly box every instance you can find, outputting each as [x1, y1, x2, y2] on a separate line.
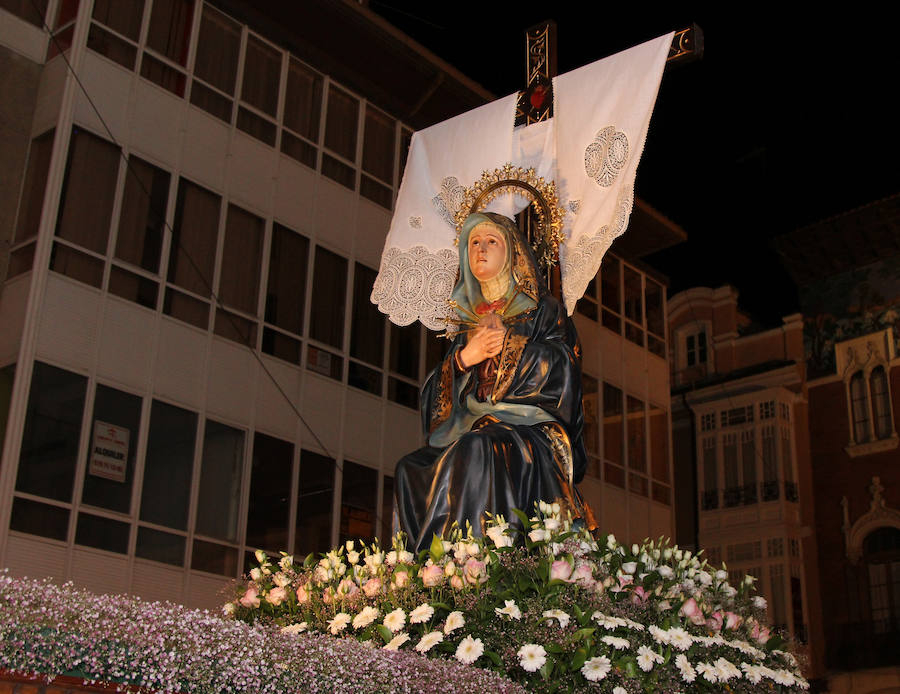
[679, 597, 706, 626]
[337, 578, 357, 597]
[751, 621, 771, 645]
[631, 585, 649, 605]
[421, 564, 444, 587]
[266, 586, 287, 606]
[295, 584, 310, 604]
[706, 611, 724, 633]
[322, 587, 335, 604]
[724, 611, 743, 630]
[239, 585, 260, 608]
[463, 558, 487, 585]
[549, 560, 573, 582]
[570, 563, 595, 588]
[362, 578, 382, 597]
[450, 574, 464, 590]
[392, 570, 410, 589]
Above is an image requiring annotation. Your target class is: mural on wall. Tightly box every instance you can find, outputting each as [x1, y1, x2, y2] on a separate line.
[801, 254, 900, 376]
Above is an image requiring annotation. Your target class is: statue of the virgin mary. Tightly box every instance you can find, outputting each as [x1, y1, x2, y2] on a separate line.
[395, 212, 588, 552]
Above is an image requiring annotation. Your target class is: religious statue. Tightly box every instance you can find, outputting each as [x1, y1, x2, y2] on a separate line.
[395, 212, 589, 552]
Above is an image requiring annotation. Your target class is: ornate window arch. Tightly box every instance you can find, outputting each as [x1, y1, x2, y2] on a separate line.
[836, 330, 898, 457]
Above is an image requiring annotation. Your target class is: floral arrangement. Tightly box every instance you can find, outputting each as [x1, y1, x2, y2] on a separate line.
[227, 502, 809, 692]
[0, 570, 524, 693]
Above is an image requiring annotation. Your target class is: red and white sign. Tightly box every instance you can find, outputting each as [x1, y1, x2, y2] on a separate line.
[89, 420, 130, 483]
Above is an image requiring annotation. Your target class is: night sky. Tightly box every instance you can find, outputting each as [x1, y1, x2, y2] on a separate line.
[369, 4, 899, 324]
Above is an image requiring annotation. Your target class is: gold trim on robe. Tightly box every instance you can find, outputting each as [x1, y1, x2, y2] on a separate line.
[429, 352, 455, 432]
[491, 331, 528, 404]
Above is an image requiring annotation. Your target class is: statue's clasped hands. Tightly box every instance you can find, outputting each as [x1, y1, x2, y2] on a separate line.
[459, 312, 506, 368]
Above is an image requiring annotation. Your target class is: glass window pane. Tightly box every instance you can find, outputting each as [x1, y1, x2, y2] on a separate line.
[284, 58, 322, 143]
[582, 374, 599, 459]
[340, 461, 377, 545]
[850, 372, 869, 443]
[389, 322, 419, 379]
[649, 403, 668, 482]
[324, 86, 358, 162]
[265, 223, 308, 336]
[236, 107, 276, 146]
[348, 361, 382, 396]
[115, 156, 169, 273]
[140, 52, 186, 96]
[627, 395, 645, 473]
[56, 128, 120, 254]
[191, 538, 238, 576]
[362, 105, 395, 184]
[602, 382, 623, 465]
[145, 0, 193, 66]
[381, 475, 394, 543]
[388, 377, 418, 409]
[623, 265, 643, 326]
[246, 432, 293, 553]
[139, 400, 196, 530]
[75, 512, 130, 553]
[870, 367, 892, 439]
[241, 34, 281, 117]
[0, 364, 15, 455]
[109, 266, 159, 309]
[350, 264, 384, 366]
[309, 246, 346, 349]
[88, 23, 138, 70]
[135, 526, 185, 566]
[1, 0, 49, 26]
[219, 204, 263, 315]
[81, 385, 142, 513]
[14, 129, 55, 245]
[193, 5, 240, 95]
[295, 450, 334, 556]
[195, 419, 244, 543]
[645, 278, 664, 337]
[10, 497, 69, 540]
[16, 362, 87, 502]
[167, 178, 220, 296]
[600, 256, 620, 312]
[91, 0, 144, 40]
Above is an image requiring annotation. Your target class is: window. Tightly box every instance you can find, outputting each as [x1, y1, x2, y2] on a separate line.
[761, 425, 779, 501]
[741, 428, 757, 503]
[237, 34, 281, 146]
[215, 204, 264, 344]
[381, 475, 394, 543]
[723, 433, 739, 507]
[246, 433, 293, 554]
[1, 0, 49, 27]
[623, 265, 643, 347]
[262, 223, 309, 362]
[645, 278, 665, 358]
[9, 130, 55, 279]
[851, 371, 870, 443]
[295, 450, 335, 556]
[626, 395, 646, 495]
[349, 264, 385, 396]
[307, 246, 347, 380]
[141, 0, 194, 96]
[109, 155, 170, 308]
[603, 382, 624, 487]
[581, 374, 600, 478]
[190, 4, 240, 122]
[282, 58, 323, 169]
[685, 330, 707, 367]
[864, 527, 900, 634]
[88, 0, 144, 70]
[322, 85, 359, 189]
[576, 276, 598, 321]
[52, 128, 121, 288]
[164, 178, 221, 329]
[871, 367, 893, 439]
[47, 0, 78, 59]
[782, 428, 797, 502]
[361, 105, 395, 208]
[388, 322, 420, 409]
[701, 436, 717, 510]
[649, 403, 670, 504]
[340, 461, 378, 545]
[839, 332, 897, 453]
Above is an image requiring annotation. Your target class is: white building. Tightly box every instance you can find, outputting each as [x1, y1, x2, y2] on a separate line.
[0, 0, 679, 610]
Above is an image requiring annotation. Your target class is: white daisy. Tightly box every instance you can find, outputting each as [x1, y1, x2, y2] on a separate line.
[741, 662, 763, 684]
[517, 643, 547, 673]
[352, 606, 379, 630]
[636, 645, 663, 672]
[715, 657, 741, 681]
[382, 608, 406, 633]
[675, 653, 696, 682]
[696, 661, 718, 683]
[327, 612, 351, 634]
[455, 635, 484, 664]
[383, 632, 410, 650]
[495, 599, 522, 620]
[601, 635, 630, 650]
[581, 655, 611, 682]
[542, 609, 570, 628]
[648, 624, 670, 644]
[414, 630, 444, 653]
[280, 622, 307, 635]
[443, 611, 465, 634]
[409, 603, 434, 624]
[667, 627, 693, 651]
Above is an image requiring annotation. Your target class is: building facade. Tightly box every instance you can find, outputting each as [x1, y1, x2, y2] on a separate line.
[0, 0, 677, 611]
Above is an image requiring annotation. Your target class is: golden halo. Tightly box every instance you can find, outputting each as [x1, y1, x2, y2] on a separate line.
[453, 164, 565, 272]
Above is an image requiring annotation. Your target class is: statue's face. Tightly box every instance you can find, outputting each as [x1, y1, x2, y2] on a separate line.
[468, 223, 506, 282]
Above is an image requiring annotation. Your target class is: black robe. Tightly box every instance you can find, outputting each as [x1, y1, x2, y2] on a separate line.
[395, 294, 587, 553]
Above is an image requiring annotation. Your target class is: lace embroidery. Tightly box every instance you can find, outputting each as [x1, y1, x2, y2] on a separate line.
[409, 216, 423, 229]
[371, 246, 459, 330]
[491, 332, 528, 404]
[431, 177, 466, 227]
[560, 185, 634, 313]
[568, 200, 581, 214]
[430, 352, 455, 432]
[584, 126, 629, 187]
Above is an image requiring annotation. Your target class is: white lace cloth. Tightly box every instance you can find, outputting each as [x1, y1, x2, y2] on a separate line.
[372, 33, 672, 326]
